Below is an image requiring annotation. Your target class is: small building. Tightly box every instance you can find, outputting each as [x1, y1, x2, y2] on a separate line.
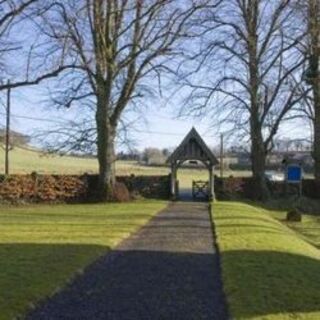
[167, 128, 219, 200]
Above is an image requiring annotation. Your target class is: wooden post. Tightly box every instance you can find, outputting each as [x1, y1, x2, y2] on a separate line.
[5, 80, 11, 175]
[209, 166, 214, 201]
[212, 167, 215, 200]
[220, 133, 224, 178]
[171, 163, 177, 200]
[192, 180, 195, 199]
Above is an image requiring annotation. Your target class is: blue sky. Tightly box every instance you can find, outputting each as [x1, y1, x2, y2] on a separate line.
[0, 84, 221, 152]
[0, 82, 311, 153]
[0, 2, 312, 154]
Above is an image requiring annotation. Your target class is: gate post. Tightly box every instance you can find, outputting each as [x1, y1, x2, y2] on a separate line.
[209, 166, 214, 201]
[171, 163, 177, 200]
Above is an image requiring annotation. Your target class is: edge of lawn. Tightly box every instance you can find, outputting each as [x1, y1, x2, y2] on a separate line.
[212, 201, 320, 320]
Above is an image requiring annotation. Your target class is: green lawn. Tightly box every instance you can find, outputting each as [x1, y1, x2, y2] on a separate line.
[286, 215, 320, 249]
[213, 201, 320, 320]
[0, 201, 166, 320]
[267, 212, 320, 249]
[257, 198, 320, 249]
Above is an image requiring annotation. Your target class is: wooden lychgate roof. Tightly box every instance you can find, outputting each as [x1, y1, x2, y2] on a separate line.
[167, 127, 219, 166]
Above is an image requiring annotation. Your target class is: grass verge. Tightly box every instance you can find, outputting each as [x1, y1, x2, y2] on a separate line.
[270, 212, 320, 249]
[0, 200, 166, 320]
[213, 201, 320, 320]
[260, 198, 320, 249]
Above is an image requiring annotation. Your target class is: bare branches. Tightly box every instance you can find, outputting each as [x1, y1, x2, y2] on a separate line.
[0, 0, 77, 92]
[0, 0, 37, 36]
[0, 64, 79, 90]
[0, 0, 37, 76]
[31, 0, 212, 196]
[182, 0, 305, 150]
[36, 1, 212, 141]
[177, 0, 307, 198]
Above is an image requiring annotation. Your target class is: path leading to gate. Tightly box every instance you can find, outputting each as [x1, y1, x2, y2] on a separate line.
[26, 202, 228, 320]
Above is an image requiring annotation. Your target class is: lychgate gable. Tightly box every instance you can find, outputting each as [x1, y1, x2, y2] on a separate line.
[167, 127, 218, 166]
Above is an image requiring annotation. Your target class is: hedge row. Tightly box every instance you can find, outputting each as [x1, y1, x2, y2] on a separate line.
[214, 176, 320, 200]
[0, 174, 87, 202]
[1, 173, 317, 203]
[0, 174, 170, 203]
[86, 174, 170, 200]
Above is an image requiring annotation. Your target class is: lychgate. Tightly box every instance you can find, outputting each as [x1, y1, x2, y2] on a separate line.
[167, 127, 219, 200]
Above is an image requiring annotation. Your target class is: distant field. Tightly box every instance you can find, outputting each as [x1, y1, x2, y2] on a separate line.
[0, 147, 98, 174]
[0, 147, 251, 189]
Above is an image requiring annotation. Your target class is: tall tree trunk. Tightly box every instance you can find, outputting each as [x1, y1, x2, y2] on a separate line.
[96, 96, 116, 201]
[309, 0, 320, 183]
[313, 82, 320, 181]
[249, 76, 269, 200]
[251, 119, 269, 200]
[247, 0, 269, 200]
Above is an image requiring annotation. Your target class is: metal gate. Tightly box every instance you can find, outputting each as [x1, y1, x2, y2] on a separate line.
[192, 180, 209, 199]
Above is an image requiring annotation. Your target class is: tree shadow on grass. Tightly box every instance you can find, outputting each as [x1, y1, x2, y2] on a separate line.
[220, 250, 320, 319]
[0, 243, 109, 320]
[1, 244, 320, 320]
[236, 201, 320, 249]
[243, 199, 320, 217]
[213, 214, 290, 236]
[23, 247, 228, 320]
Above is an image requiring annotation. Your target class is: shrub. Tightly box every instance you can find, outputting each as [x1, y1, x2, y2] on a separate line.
[112, 182, 131, 202]
[215, 176, 246, 200]
[286, 209, 302, 222]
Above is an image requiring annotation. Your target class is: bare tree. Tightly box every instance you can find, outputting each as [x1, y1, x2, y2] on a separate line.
[181, 0, 306, 199]
[32, 111, 138, 157]
[300, 0, 320, 181]
[36, 0, 213, 200]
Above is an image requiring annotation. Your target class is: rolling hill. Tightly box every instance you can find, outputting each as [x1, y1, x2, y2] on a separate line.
[0, 147, 98, 174]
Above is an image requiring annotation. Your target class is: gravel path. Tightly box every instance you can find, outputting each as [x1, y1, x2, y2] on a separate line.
[26, 202, 228, 320]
